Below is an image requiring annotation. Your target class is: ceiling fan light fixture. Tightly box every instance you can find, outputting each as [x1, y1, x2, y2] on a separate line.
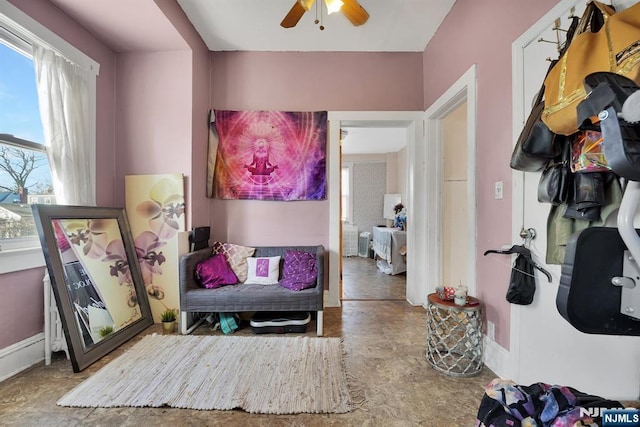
[324, 0, 344, 15]
[298, 0, 315, 11]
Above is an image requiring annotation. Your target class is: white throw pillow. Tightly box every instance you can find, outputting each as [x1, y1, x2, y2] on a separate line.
[245, 256, 281, 285]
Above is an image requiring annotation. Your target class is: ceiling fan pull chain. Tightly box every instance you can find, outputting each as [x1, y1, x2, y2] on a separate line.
[317, 0, 325, 30]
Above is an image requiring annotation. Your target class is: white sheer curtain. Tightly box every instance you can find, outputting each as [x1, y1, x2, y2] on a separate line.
[32, 44, 95, 206]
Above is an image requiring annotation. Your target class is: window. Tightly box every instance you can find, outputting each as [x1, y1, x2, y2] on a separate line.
[0, 33, 54, 244]
[341, 163, 353, 223]
[0, 1, 99, 273]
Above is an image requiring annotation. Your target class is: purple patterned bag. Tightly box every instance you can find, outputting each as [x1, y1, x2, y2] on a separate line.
[195, 254, 238, 289]
[279, 250, 317, 291]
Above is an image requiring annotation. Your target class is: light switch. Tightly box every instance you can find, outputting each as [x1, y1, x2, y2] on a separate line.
[495, 181, 504, 200]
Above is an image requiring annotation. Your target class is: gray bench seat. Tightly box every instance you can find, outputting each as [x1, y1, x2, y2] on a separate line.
[179, 245, 324, 335]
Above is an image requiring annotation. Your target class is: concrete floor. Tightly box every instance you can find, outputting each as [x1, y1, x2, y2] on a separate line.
[0, 258, 497, 426]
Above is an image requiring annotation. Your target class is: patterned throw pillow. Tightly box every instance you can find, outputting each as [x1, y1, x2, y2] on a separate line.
[211, 242, 256, 283]
[245, 256, 281, 285]
[194, 254, 238, 289]
[279, 250, 318, 291]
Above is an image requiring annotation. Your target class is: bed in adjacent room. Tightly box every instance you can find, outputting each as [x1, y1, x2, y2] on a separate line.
[372, 226, 406, 275]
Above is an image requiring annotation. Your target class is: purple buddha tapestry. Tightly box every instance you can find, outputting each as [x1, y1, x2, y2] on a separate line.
[209, 109, 327, 201]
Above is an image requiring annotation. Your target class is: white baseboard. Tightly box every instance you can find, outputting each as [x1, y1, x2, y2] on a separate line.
[0, 333, 45, 383]
[483, 335, 511, 380]
[324, 289, 340, 308]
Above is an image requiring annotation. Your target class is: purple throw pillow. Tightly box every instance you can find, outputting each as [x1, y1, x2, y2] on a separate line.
[280, 250, 318, 291]
[195, 254, 239, 289]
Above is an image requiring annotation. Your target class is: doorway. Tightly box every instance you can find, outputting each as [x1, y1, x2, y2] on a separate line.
[424, 65, 478, 298]
[339, 123, 409, 301]
[326, 111, 423, 308]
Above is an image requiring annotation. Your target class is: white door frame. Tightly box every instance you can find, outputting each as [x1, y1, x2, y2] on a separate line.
[423, 65, 478, 300]
[510, 0, 584, 380]
[327, 111, 423, 308]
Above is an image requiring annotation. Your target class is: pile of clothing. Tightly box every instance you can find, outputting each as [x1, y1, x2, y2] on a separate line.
[393, 203, 406, 231]
[475, 378, 623, 427]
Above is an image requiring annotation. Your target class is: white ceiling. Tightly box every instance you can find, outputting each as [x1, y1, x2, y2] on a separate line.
[177, 0, 456, 52]
[50, 0, 456, 53]
[341, 121, 411, 155]
[49, 0, 443, 153]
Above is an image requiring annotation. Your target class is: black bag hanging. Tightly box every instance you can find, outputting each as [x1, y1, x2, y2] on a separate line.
[484, 245, 551, 306]
[509, 66, 560, 172]
[507, 253, 536, 305]
[537, 135, 573, 205]
[509, 16, 580, 172]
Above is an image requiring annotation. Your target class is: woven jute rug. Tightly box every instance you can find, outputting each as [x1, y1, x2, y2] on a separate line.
[57, 334, 358, 414]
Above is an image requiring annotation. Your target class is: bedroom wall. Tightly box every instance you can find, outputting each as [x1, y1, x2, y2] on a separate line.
[352, 162, 387, 239]
[396, 147, 408, 205]
[208, 51, 422, 250]
[113, 51, 192, 205]
[156, 0, 212, 230]
[385, 152, 398, 199]
[343, 152, 406, 234]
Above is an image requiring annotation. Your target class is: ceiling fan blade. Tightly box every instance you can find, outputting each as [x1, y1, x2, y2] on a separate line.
[341, 0, 369, 26]
[280, 1, 309, 28]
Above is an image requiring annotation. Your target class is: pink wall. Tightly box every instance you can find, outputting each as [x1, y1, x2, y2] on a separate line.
[422, 0, 558, 349]
[114, 51, 192, 208]
[210, 51, 423, 111]
[188, 43, 211, 230]
[0, 268, 46, 348]
[155, 0, 211, 229]
[208, 51, 422, 250]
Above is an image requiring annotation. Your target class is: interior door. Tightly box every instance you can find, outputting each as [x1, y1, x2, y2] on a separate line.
[513, 0, 640, 398]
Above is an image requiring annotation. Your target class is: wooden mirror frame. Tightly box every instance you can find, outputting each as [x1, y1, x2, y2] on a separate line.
[32, 204, 153, 372]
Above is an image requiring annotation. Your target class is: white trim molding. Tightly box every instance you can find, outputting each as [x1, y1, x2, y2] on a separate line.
[327, 111, 423, 308]
[0, 333, 45, 382]
[483, 335, 511, 380]
[0, 247, 44, 274]
[423, 64, 478, 301]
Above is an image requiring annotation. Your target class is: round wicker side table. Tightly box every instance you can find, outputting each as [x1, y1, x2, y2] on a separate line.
[425, 293, 483, 377]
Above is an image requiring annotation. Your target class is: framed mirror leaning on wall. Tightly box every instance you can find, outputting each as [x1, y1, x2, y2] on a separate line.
[32, 204, 153, 372]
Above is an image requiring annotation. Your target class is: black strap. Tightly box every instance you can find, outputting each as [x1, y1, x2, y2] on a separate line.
[483, 244, 531, 257]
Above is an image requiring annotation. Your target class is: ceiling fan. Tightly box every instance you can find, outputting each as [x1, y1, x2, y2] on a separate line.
[280, 0, 369, 29]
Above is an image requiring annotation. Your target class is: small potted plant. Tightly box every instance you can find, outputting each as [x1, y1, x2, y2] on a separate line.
[160, 308, 177, 335]
[98, 325, 114, 338]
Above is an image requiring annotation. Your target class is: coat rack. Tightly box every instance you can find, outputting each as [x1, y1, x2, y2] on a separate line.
[537, 8, 576, 60]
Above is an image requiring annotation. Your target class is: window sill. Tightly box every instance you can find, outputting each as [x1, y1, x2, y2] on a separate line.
[0, 247, 45, 274]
